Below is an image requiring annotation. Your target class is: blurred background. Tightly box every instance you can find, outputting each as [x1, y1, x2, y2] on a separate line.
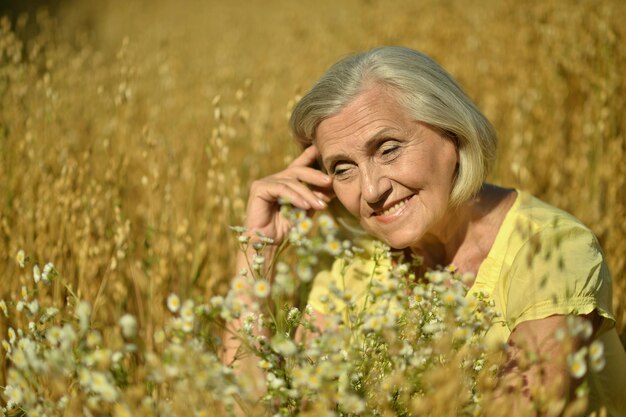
[1, 0, 624, 386]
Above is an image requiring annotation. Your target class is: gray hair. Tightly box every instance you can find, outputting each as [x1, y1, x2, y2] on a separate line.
[289, 46, 497, 206]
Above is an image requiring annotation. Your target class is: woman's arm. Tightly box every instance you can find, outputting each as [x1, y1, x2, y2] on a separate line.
[494, 312, 601, 415]
[222, 145, 333, 365]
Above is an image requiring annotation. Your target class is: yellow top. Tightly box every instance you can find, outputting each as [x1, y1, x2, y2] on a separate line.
[308, 190, 626, 416]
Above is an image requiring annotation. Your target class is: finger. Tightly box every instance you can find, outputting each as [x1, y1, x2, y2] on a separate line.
[276, 179, 329, 209]
[256, 182, 312, 210]
[275, 166, 332, 188]
[260, 180, 327, 210]
[288, 145, 320, 168]
[312, 190, 334, 203]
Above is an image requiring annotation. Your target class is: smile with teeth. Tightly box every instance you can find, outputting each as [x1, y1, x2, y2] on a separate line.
[375, 196, 413, 217]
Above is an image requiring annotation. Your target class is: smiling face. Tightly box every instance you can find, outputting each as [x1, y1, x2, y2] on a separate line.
[315, 85, 459, 249]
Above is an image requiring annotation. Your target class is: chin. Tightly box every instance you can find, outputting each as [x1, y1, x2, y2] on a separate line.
[369, 230, 419, 251]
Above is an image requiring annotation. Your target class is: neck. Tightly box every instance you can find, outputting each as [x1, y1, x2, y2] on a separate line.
[410, 184, 515, 273]
[410, 201, 472, 269]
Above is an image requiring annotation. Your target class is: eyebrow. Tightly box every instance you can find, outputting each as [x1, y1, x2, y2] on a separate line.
[321, 126, 397, 170]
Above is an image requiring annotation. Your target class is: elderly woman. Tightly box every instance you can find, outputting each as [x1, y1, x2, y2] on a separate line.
[239, 46, 625, 414]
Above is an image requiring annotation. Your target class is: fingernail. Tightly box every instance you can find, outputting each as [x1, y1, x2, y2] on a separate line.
[317, 199, 327, 208]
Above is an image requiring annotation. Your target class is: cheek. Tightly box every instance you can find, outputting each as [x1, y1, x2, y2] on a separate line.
[333, 183, 361, 217]
[421, 150, 458, 190]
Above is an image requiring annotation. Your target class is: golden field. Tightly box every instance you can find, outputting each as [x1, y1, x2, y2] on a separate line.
[1, 0, 625, 413]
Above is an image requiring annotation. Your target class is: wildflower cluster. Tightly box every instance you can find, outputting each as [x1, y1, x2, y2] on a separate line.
[564, 316, 606, 380]
[224, 207, 502, 415]
[1, 259, 125, 415]
[1, 253, 243, 416]
[1, 207, 608, 416]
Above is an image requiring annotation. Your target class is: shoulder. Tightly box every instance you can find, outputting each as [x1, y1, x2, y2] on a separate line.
[512, 190, 593, 236]
[496, 190, 614, 330]
[500, 190, 604, 265]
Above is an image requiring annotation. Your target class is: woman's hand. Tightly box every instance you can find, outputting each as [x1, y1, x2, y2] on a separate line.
[244, 145, 333, 244]
[223, 146, 332, 376]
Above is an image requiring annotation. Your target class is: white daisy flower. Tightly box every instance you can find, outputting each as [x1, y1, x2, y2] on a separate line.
[33, 265, 41, 283]
[296, 263, 313, 282]
[252, 254, 265, 266]
[276, 262, 290, 274]
[79, 368, 92, 387]
[567, 348, 588, 379]
[253, 280, 270, 298]
[442, 290, 458, 305]
[16, 250, 25, 268]
[8, 327, 16, 344]
[46, 326, 62, 345]
[258, 359, 272, 369]
[324, 239, 342, 256]
[181, 320, 194, 333]
[363, 315, 383, 332]
[210, 295, 224, 307]
[90, 372, 118, 402]
[86, 330, 102, 348]
[180, 300, 195, 323]
[167, 293, 181, 313]
[4, 385, 23, 405]
[297, 218, 314, 235]
[119, 314, 137, 338]
[272, 337, 297, 357]
[230, 276, 248, 293]
[589, 340, 604, 361]
[318, 214, 337, 234]
[76, 300, 92, 332]
[59, 324, 76, 348]
[591, 356, 606, 372]
[428, 270, 445, 284]
[27, 300, 39, 315]
[42, 262, 54, 283]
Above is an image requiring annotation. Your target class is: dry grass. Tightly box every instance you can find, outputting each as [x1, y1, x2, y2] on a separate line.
[1, 0, 625, 396]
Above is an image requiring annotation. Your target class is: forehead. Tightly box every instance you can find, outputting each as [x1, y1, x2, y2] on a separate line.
[315, 86, 415, 158]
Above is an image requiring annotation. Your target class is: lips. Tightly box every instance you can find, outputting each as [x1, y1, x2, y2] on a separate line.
[372, 195, 415, 223]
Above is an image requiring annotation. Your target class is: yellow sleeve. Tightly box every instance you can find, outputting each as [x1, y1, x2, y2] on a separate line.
[503, 223, 614, 333]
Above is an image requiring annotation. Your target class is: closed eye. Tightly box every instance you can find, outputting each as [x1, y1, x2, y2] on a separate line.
[379, 140, 401, 158]
[382, 145, 399, 155]
[332, 162, 354, 177]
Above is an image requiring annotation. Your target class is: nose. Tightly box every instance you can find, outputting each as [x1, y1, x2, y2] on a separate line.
[360, 163, 391, 207]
